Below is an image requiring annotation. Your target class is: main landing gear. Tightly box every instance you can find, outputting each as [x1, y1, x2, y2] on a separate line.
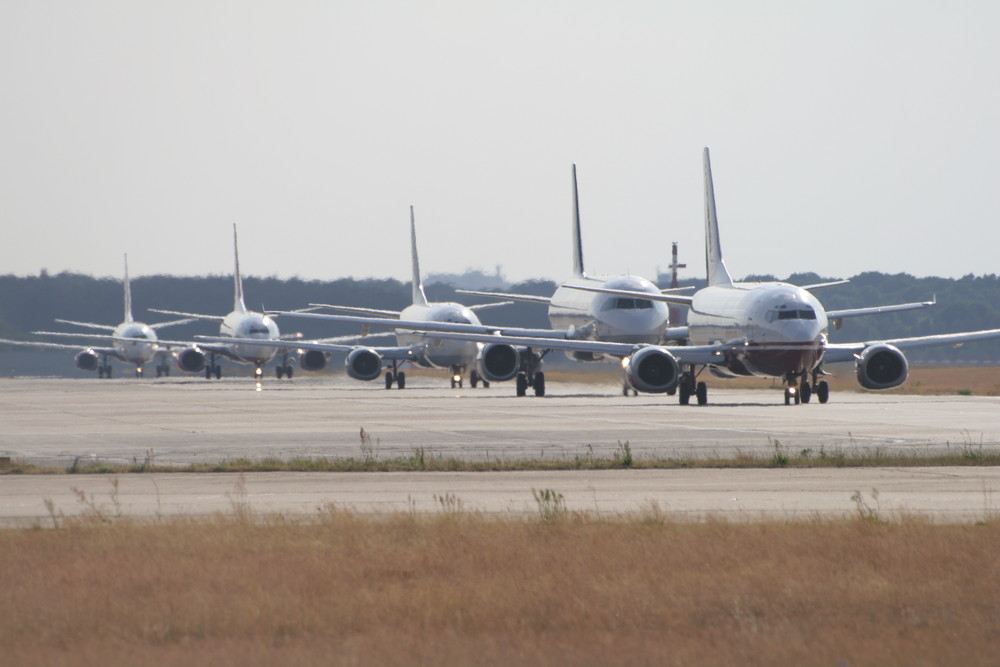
[275, 351, 294, 379]
[469, 369, 489, 389]
[784, 371, 830, 406]
[676, 366, 707, 406]
[155, 362, 170, 377]
[384, 361, 405, 389]
[514, 348, 545, 397]
[204, 353, 222, 380]
[97, 361, 112, 379]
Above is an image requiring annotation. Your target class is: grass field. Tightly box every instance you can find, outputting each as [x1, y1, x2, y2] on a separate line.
[2, 509, 999, 666]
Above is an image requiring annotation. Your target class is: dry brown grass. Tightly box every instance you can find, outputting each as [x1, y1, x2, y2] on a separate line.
[2, 510, 999, 666]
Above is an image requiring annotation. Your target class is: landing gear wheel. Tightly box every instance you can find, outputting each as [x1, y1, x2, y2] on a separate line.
[105, 366, 112, 379]
[214, 365, 222, 380]
[800, 379, 812, 404]
[396, 372, 405, 389]
[679, 379, 691, 406]
[276, 366, 284, 379]
[482, 379, 490, 388]
[206, 365, 213, 380]
[470, 370, 479, 388]
[784, 387, 792, 405]
[156, 365, 162, 378]
[516, 372, 528, 397]
[285, 366, 293, 380]
[534, 372, 545, 397]
[816, 380, 830, 404]
[696, 381, 708, 406]
[385, 371, 394, 390]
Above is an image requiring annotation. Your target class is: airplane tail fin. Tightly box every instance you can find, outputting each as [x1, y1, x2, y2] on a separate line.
[232, 224, 248, 313]
[410, 206, 428, 306]
[123, 253, 134, 323]
[703, 148, 734, 287]
[571, 164, 585, 277]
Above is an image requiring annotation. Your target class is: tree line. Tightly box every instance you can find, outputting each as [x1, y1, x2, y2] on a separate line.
[1, 271, 999, 365]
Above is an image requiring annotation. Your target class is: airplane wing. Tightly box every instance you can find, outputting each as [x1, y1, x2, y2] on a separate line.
[148, 308, 224, 321]
[424, 331, 733, 366]
[53, 319, 116, 331]
[800, 280, 851, 291]
[822, 328, 1000, 364]
[192, 335, 423, 361]
[826, 298, 935, 322]
[563, 284, 694, 307]
[268, 310, 579, 339]
[308, 303, 401, 318]
[454, 289, 552, 305]
[0, 337, 120, 356]
[466, 301, 515, 311]
[148, 317, 198, 330]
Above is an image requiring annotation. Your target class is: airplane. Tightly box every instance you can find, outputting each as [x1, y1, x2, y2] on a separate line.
[268, 166, 685, 396]
[523, 146, 1000, 405]
[0, 255, 192, 378]
[196, 206, 513, 389]
[147, 225, 285, 380]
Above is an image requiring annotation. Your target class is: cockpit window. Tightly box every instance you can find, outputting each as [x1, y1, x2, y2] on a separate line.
[248, 326, 271, 335]
[602, 298, 654, 311]
[767, 307, 817, 322]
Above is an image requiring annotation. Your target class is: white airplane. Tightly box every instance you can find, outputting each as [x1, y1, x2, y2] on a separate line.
[267, 167, 681, 396]
[0, 255, 192, 378]
[149, 225, 284, 380]
[200, 207, 512, 389]
[538, 146, 1000, 405]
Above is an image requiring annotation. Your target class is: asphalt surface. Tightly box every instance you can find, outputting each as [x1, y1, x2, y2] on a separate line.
[2, 375, 999, 523]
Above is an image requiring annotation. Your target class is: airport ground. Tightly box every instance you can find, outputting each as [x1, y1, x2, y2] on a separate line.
[2, 370, 1000, 665]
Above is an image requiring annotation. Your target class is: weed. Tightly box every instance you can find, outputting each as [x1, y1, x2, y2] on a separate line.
[532, 488, 567, 523]
[434, 492, 465, 515]
[227, 473, 252, 521]
[359, 427, 380, 463]
[771, 441, 789, 467]
[851, 488, 883, 523]
[614, 441, 633, 468]
[958, 389, 973, 396]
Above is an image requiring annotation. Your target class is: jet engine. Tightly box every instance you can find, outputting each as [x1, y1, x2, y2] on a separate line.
[624, 347, 680, 394]
[476, 342, 520, 382]
[298, 349, 328, 372]
[74, 350, 99, 372]
[174, 347, 207, 373]
[856, 343, 908, 390]
[346, 348, 382, 381]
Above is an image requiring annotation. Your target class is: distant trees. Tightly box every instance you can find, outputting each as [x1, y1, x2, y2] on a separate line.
[1, 271, 999, 367]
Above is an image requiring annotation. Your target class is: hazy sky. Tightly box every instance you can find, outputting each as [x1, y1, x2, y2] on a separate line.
[2, 1, 998, 285]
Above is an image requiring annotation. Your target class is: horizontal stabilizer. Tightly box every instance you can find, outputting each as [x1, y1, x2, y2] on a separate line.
[455, 289, 552, 305]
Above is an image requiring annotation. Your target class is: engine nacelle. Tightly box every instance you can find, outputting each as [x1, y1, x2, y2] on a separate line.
[75, 349, 99, 372]
[856, 343, 908, 390]
[476, 343, 521, 382]
[299, 349, 328, 372]
[174, 347, 207, 373]
[346, 348, 382, 381]
[624, 347, 680, 394]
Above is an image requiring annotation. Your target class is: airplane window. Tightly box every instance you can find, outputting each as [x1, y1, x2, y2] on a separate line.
[636, 299, 653, 309]
[248, 326, 271, 334]
[774, 309, 817, 321]
[800, 308, 817, 320]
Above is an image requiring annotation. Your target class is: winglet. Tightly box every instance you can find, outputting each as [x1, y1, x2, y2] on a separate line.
[410, 206, 428, 306]
[704, 148, 733, 287]
[571, 164, 585, 277]
[123, 253, 134, 323]
[233, 224, 247, 313]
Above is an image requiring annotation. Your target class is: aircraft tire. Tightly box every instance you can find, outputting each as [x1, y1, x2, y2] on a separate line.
[516, 373, 527, 397]
[534, 372, 545, 397]
[696, 381, 707, 405]
[276, 366, 284, 379]
[285, 366, 293, 379]
[800, 379, 812, 404]
[385, 372, 394, 390]
[817, 380, 830, 404]
[397, 372, 405, 389]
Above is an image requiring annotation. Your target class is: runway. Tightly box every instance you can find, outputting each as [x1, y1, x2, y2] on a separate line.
[1, 375, 999, 523]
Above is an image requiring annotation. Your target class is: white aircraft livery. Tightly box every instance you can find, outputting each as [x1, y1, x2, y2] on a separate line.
[551, 147, 1000, 404]
[267, 166, 680, 396]
[0, 255, 191, 377]
[200, 207, 511, 389]
[149, 225, 283, 379]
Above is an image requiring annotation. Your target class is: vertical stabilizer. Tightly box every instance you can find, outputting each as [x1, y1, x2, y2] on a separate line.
[703, 148, 733, 287]
[410, 206, 428, 306]
[232, 224, 247, 313]
[571, 164, 585, 277]
[123, 253, 134, 323]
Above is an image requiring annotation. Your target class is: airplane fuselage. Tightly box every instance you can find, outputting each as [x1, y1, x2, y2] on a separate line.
[688, 282, 828, 377]
[220, 311, 280, 365]
[396, 302, 480, 369]
[550, 275, 670, 360]
[111, 322, 159, 365]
